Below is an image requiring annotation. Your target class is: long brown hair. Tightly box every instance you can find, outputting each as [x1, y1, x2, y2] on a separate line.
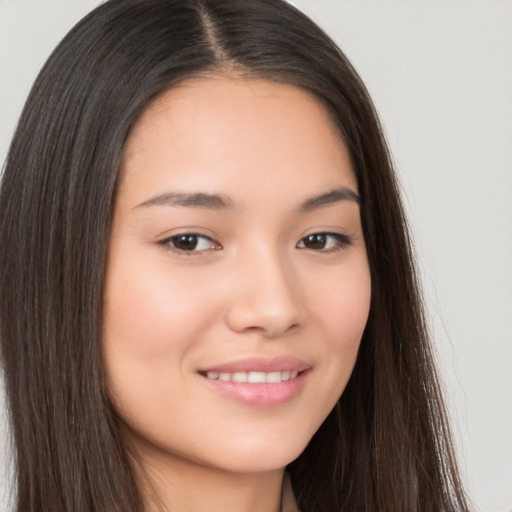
[0, 0, 470, 510]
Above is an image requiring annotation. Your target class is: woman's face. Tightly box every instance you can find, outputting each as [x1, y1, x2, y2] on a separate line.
[103, 77, 371, 474]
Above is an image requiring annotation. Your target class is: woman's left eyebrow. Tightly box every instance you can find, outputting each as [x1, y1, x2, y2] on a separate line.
[297, 187, 361, 212]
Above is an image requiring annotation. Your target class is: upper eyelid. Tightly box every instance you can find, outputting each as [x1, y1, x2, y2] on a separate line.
[158, 232, 220, 252]
[298, 231, 352, 241]
[161, 233, 215, 241]
[156, 228, 217, 243]
[297, 232, 352, 245]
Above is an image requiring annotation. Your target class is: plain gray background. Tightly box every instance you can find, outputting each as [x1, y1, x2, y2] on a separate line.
[1, 1, 511, 511]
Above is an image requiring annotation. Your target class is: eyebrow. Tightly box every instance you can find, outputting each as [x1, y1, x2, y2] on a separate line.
[135, 192, 235, 210]
[297, 187, 361, 212]
[135, 186, 360, 211]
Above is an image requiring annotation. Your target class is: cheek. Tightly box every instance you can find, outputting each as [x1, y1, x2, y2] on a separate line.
[101, 257, 221, 446]
[313, 259, 371, 346]
[101, 255, 222, 425]
[103, 255, 219, 359]
[307, 260, 371, 402]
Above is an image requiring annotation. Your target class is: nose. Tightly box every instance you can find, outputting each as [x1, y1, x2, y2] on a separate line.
[224, 249, 303, 338]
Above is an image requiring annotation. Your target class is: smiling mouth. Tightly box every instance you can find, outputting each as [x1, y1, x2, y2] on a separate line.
[201, 370, 301, 384]
[197, 356, 311, 406]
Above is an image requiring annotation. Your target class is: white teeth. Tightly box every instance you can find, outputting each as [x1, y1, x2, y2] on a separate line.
[266, 371, 282, 383]
[248, 371, 266, 383]
[205, 370, 300, 383]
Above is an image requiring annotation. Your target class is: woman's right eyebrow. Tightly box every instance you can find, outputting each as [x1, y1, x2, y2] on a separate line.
[135, 191, 236, 210]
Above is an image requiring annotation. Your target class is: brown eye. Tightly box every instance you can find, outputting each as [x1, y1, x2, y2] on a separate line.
[172, 234, 200, 251]
[302, 234, 328, 249]
[160, 233, 220, 252]
[297, 232, 353, 252]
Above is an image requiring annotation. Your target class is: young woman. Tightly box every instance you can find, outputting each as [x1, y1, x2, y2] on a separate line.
[0, 0, 471, 511]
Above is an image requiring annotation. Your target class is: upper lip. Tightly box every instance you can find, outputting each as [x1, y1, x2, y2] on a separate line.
[198, 355, 311, 374]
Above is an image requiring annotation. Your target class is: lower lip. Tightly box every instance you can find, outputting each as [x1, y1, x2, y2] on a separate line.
[199, 371, 309, 407]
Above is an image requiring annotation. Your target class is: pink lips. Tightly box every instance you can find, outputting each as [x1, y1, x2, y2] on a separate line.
[198, 355, 310, 374]
[198, 356, 311, 408]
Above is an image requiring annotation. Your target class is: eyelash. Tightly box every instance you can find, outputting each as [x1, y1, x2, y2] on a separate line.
[158, 233, 221, 254]
[296, 232, 353, 253]
[158, 232, 353, 255]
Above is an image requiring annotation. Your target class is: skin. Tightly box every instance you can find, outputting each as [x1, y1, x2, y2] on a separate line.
[103, 76, 372, 512]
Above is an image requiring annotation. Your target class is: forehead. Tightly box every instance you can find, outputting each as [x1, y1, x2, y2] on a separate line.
[119, 76, 356, 205]
[128, 75, 341, 137]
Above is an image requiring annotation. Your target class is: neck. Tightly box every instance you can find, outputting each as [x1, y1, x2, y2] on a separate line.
[132, 446, 285, 512]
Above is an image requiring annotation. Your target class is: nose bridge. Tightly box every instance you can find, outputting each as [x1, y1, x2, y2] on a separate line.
[225, 243, 302, 337]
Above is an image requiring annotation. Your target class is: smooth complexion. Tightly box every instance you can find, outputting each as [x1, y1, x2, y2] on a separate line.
[103, 77, 371, 512]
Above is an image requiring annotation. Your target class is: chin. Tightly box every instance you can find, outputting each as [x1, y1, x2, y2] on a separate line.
[198, 435, 309, 475]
